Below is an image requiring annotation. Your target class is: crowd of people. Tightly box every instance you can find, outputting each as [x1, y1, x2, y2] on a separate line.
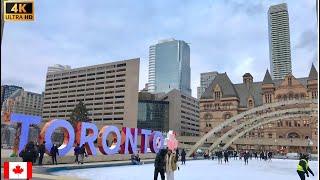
[19, 141, 88, 165]
[195, 150, 275, 165]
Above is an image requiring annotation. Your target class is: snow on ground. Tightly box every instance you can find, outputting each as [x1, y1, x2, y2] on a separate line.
[53, 159, 318, 180]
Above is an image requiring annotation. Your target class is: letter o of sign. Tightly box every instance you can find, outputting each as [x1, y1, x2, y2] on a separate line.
[98, 126, 121, 155]
[40, 119, 75, 156]
[149, 131, 164, 153]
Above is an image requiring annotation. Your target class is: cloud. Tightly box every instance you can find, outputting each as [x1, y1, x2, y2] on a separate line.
[295, 29, 317, 51]
[1, 0, 317, 98]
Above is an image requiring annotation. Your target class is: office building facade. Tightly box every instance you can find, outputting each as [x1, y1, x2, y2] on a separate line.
[1, 89, 43, 116]
[161, 89, 200, 136]
[197, 71, 218, 98]
[148, 39, 191, 96]
[1, 85, 23, 110]
[42, 58, 139, 129]
[268, 3, 292, 80]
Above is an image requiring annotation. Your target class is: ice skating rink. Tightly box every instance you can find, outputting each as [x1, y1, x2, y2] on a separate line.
[53, 159, 318, 180]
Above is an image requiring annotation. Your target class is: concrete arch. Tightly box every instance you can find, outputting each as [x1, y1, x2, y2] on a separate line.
[221, 110, 317, 150]
[186, 99, 316, 157]
[207, 108, 314, 152]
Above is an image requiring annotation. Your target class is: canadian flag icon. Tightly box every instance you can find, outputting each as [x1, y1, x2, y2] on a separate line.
[3, 162, 32, 179]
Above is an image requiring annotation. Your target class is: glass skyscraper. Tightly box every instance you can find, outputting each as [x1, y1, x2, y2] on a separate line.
[148, 39, 191, 96]
[268, 3, 292, 80]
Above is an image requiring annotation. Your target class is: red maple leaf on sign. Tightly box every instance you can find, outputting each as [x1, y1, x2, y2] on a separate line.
[13, 165, 24, 174]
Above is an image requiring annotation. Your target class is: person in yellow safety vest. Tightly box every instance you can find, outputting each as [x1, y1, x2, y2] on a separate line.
[297, 154, 314, 180]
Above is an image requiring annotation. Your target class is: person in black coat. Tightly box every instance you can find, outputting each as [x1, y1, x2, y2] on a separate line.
[181, 149, 186, 165]
[244, 151, 249, 165]
[154, 149, 167, 180]
[74, 144, 81, 164]
[79, 144, 87, 164]
[223, 151, 229, 163]
[38, 141, 46, 165]
[50, 144, 59, 165]
[19, 141, 37, 164]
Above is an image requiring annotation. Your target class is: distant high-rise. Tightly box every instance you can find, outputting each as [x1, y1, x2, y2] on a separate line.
[268, 3, 292, 80]
[148, 39, 191, 96]
[197, 71, 218, 98]
[47, 64, 71, 73]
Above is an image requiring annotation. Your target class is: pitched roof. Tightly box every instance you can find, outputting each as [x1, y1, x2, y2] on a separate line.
[201, 73, 239, 99]
[201, 72, 310, 108]
[262, 70, 273, 84]
[234, 82, 263, 107]
[308, 63, 318, 80]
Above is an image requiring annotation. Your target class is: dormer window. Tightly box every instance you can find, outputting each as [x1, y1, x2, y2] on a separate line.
[214, 91, 221, 99]
[213, 84, 222, 100]
[288, 77, 292, 86]
[248, 100, 253, 107]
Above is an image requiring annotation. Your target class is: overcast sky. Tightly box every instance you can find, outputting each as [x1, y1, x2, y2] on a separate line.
[1, 0, 318, 97]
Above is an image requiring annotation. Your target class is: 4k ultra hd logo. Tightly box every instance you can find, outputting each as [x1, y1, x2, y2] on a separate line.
[4, 0, 34, 21]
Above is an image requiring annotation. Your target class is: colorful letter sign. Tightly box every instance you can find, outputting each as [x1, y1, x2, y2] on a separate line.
[10, 113, 165, 156]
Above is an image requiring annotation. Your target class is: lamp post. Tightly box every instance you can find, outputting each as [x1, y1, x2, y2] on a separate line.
[307, 138, 313, 154]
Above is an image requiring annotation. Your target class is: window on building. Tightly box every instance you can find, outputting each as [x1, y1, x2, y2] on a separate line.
[214, 91, 221, 99]
[288, 77, 292, 86]
[265, 94, 272, 103]
[248, 99, 253, 107]
[312, 91, 318, 99]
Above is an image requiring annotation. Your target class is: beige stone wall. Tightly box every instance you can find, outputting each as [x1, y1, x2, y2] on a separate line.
[42, 58, 139, 129]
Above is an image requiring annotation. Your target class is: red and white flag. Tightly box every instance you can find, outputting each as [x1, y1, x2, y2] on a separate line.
[3, 162, 32, 179]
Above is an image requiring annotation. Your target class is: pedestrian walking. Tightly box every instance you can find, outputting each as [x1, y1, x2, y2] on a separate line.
[297, 154, 314, 180]
[268, 151, 273, 162]
[175, 148, 179, 162]
[154, 149, 167, 180]
[244, 151, 249, 165]
[224, 151, 229, 164]
[165, 149, 178, 180]
[19, 141, 37, 164]
[79, 144, 87, 164]
[217, 151, 223, 164]
[38, 141, 46, 165]
[50, 144, 59, 165]
[181, 149, 186, 165]
[233, 151, 237, 160]
[74, 144, 81, 164]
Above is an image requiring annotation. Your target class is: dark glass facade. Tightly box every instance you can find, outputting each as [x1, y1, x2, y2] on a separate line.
[137, 100, 169, 132]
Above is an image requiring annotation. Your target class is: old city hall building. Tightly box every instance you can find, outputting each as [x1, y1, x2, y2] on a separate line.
[199, 64, 318, 153]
